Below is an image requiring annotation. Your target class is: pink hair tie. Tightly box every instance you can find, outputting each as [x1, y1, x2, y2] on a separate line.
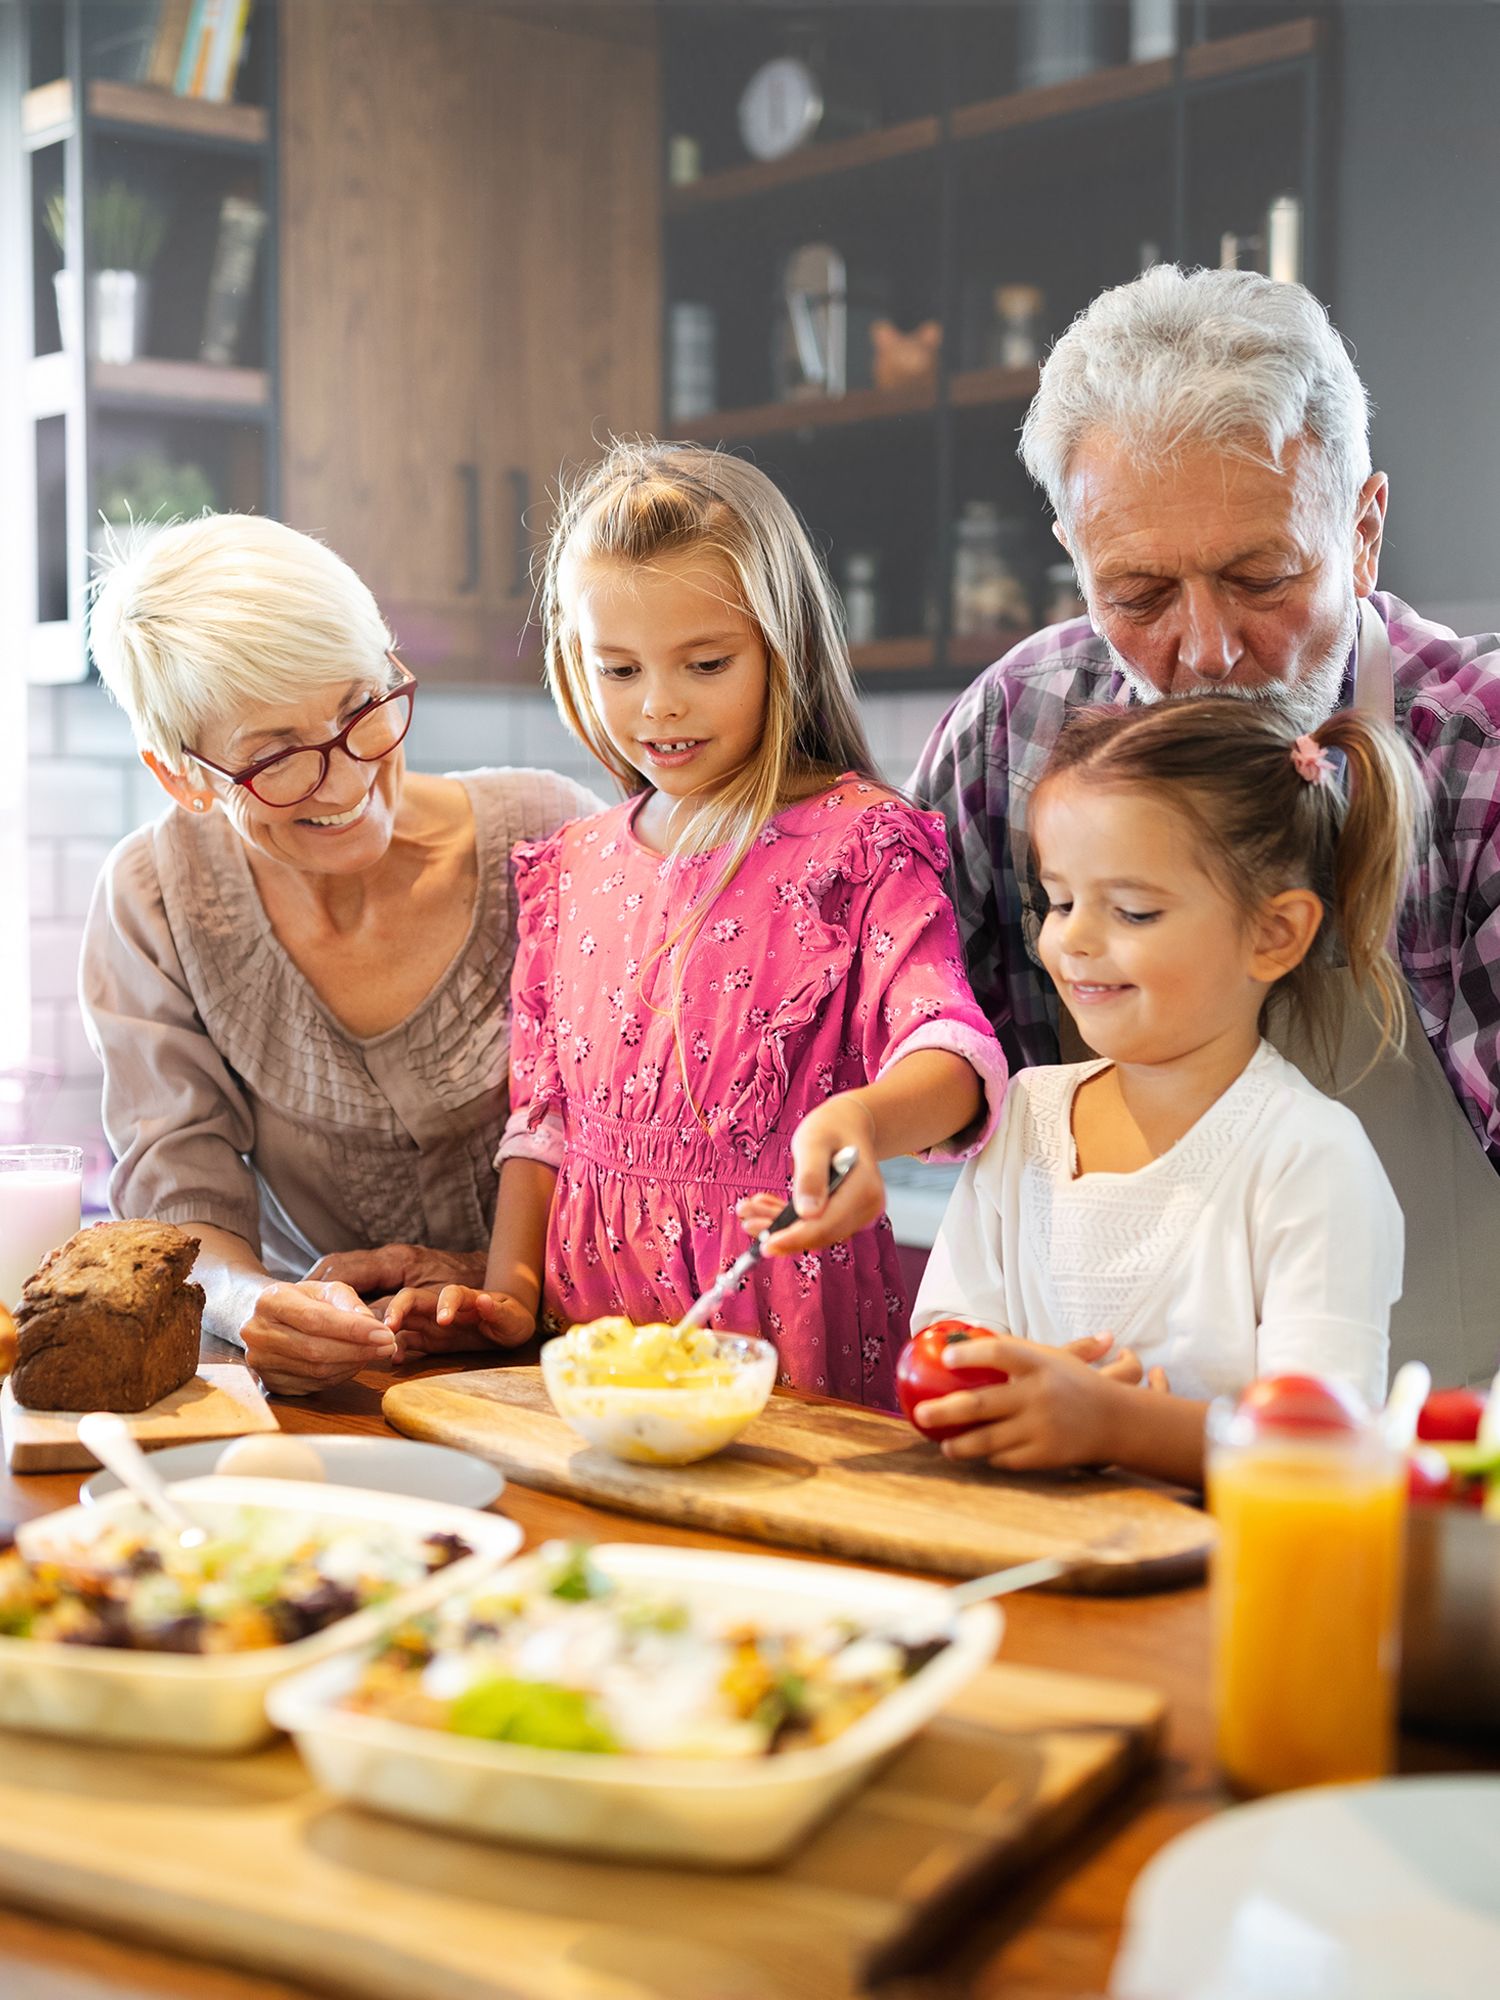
[1291, 734, 1337, 785]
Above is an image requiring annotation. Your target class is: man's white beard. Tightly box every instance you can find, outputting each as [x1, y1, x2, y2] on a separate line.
[1106, 600, 1358, 736]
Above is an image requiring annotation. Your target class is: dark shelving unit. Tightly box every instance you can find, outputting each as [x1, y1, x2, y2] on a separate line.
[660, 4, 1333, 691]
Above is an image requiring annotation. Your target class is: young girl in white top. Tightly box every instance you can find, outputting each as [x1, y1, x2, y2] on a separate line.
[909, 696, 1424, 1486]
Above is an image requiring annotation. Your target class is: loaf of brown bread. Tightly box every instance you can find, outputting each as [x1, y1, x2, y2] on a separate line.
[10, 1221, 204, 1413]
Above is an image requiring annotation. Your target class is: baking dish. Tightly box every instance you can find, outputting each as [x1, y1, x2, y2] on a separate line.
[267, 1541, 1002, 1866]
[1, 1476, 521, 1752]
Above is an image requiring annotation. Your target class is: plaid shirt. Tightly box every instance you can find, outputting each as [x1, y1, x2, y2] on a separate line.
[909, 592, 1500, 1162]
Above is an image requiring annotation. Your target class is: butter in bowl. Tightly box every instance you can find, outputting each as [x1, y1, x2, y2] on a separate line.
[540, 1316, 776, 1466]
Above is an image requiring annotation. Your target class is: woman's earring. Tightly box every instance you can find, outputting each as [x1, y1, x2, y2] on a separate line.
[192, 798, 208, 813]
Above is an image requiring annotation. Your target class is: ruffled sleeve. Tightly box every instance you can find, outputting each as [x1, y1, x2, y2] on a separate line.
[816, 800, 1007, 1160]
[722, 797, 1006, 1159]
[494, 831, 568, 1172]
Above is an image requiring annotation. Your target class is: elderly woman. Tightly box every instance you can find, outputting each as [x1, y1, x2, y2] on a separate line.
[83, 514, 599, 1393]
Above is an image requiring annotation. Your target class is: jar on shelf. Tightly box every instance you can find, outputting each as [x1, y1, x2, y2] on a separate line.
[951, 503, 1033, 639]
[667, 302, 717, 424]
[841, 550, 882, 648]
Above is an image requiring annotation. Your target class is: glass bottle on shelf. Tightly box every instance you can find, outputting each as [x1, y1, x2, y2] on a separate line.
[1043, 559, 1087, 628]
[988, 285, 1045, 370]
[841, 550, 881, 648]
[951, 503, 1033, 639]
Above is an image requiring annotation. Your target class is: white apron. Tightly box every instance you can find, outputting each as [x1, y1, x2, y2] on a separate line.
[1060, 600, 1500, 1385]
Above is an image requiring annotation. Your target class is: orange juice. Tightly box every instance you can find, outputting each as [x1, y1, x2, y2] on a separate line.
[1208, 1409, 1405, 1796]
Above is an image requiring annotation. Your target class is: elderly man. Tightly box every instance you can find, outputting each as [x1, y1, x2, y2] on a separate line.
[913, 265, 1500, 1381]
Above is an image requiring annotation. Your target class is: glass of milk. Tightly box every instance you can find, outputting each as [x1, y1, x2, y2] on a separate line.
[0, 1147, 84, 1309]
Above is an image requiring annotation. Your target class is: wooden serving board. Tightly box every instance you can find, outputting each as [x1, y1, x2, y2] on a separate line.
[384, 1370, 1213, 1592]
[0, 1657, 1162, 1999]
[1, 1364, 278, 1472]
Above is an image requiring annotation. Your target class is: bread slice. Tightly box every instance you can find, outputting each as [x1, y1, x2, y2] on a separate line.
[11, 1221, 204, 1413]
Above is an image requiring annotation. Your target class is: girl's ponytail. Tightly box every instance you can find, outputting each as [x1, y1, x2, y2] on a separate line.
[1309, 710, 1429, 1062]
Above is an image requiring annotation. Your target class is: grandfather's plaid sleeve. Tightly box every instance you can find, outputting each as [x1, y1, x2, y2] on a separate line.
[908, 673, 1010, 1030]
[1446, 820, 1500, 1156]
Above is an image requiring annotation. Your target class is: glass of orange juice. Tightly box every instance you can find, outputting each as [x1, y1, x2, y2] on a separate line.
[1207, 1374, 1406, 1796]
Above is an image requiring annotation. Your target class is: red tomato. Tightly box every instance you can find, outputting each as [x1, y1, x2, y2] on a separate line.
[896, 1320, 1008, 1442]
[1236, 1373, 1368, 1436]
[1416, 1388, 1485, 1444]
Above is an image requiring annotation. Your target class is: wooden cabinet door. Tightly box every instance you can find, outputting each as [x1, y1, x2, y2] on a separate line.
[279, 0, 489, 657]
[280, 1, 660, 683]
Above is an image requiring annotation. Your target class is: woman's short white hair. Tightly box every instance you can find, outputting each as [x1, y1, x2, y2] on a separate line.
[1020, 265, 1373, 528]
[89, 513, 395, 776]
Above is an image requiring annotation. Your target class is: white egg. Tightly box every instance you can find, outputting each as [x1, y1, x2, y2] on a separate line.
[214, 1435, 327, 1481]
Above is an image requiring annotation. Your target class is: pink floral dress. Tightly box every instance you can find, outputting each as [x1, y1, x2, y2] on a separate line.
[497, 778, 1006, 1408]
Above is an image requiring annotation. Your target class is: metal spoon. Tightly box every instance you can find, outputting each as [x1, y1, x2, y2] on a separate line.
[76, 1412, 208, 1549]
[674, 1144, 862, 1336]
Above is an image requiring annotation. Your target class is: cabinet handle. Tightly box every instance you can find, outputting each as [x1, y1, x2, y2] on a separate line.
[507, 467, 529, 598]
[457, 463, 480, 594]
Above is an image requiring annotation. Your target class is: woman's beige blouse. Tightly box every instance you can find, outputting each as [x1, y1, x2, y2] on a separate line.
[80, 769, 600, 1280]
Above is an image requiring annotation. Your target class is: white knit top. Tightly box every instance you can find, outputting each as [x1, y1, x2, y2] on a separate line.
[913, 1042, 1401, 1409]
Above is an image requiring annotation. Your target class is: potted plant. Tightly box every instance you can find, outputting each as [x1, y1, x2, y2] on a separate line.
[46, 183, 169, 364]
[91, 454, 218, 560]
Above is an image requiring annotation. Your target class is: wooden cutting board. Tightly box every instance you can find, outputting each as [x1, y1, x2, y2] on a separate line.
[384, 1369, 1213, 1592]
[1, 1364, 278, 1472]
[0, 1657, 1162, 1999]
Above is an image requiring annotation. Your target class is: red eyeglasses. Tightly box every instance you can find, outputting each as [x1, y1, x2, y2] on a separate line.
[186, 657, 419, 807]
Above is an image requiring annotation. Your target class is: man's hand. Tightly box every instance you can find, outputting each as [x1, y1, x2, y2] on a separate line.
[735, 1097, 883, 1255]
[384, 1284, 536, 1357]
[239, 1280, 398, 1396]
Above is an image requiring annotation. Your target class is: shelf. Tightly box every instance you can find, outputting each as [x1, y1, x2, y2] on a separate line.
[91, 359, 271, 417]
[22, 78, 268, 150]
[704, 364, 1036, 445]
[849, 638, 936, 674]
[665, 18, 1321, 210]
[848, 630, 1036, 678]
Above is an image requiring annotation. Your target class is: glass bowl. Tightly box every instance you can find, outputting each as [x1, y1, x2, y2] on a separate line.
[540, 1328, 777, 1466]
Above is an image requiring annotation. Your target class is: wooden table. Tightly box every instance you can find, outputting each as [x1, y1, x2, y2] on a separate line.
[0, 1342, 1492, 2000]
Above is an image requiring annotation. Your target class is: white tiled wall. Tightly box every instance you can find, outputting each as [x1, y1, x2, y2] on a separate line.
[19, 678, 956, 1180]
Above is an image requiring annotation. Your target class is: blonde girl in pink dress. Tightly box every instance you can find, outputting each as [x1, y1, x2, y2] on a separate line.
[389, 442, 1005, 1406]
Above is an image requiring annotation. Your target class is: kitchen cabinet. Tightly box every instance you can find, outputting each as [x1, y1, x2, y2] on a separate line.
[280, 1, 660, 684]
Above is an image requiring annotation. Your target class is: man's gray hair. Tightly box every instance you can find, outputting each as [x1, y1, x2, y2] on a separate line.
[1019, 266, 1372, 526]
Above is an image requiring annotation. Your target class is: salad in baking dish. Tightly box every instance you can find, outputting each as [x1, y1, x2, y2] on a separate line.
[0, 1504, 472, 1654]
[341, 1541, 951, 1758]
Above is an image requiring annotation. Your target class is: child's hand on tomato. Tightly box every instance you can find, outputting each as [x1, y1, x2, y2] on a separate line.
[911, 1331, 1161, 1472]
[383, 1283, 536, 1357]
[735, 1099, 885, 1254]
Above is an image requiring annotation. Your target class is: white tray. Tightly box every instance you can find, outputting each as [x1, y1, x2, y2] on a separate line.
[4, 1477, 521, 1753]
[267, 1542, 1002, 1867]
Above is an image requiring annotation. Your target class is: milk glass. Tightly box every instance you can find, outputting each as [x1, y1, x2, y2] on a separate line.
[0, 1147, 84, 1308]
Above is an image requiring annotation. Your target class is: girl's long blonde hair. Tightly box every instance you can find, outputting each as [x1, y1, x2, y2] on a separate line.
[1038, 696, 1428, 1077]
[540, 439, 879, 1118]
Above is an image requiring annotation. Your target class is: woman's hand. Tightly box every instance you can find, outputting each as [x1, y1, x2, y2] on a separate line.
[735, 1097, 884, 1255]
[303, 1243, 486, 1314]
[238, 1279, 399, 1396]
[384, 1284, 536, 1357]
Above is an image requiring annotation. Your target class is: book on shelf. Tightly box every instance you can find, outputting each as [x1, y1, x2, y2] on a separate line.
[145, 0, 194, 90]
[200, 194, 267, 365]
[172, 0, 253, 103]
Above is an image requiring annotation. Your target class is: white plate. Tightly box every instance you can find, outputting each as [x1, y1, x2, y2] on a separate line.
[267, 1542, 1002, 1868]
[1111, 1775, 1500, 2000]
[81, 1435, 503, 1512]
[3, 1478, 522, 1753]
